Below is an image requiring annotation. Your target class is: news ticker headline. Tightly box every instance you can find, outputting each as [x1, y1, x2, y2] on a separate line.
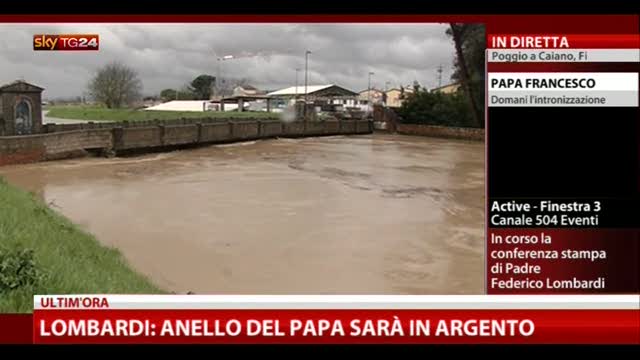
[31, 295, 639, 344]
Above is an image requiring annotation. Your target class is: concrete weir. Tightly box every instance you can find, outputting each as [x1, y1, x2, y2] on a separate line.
[0, 119, 372, 166]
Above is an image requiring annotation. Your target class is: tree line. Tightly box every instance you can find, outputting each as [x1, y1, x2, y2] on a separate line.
[87, 62, 247, 108]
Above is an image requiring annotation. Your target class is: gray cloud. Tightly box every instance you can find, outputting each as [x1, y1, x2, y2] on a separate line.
[0, 23, 457, 99]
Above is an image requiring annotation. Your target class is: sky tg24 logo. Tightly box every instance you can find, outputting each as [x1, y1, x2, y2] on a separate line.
[33, 34, 99, 51]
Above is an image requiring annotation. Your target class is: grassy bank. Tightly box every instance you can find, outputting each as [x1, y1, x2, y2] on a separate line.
[0, 178, 162, 313]
[46, 105, 278, 122]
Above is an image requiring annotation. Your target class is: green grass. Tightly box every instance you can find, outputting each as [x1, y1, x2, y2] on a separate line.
[0, 178, 162, 313]
[46, 105, 278, 122]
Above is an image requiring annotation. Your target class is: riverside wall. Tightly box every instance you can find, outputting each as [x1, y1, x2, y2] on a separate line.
[0, 119, 372, 166]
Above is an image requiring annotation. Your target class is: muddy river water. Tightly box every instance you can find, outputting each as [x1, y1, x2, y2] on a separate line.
[0, 134, 485, 294]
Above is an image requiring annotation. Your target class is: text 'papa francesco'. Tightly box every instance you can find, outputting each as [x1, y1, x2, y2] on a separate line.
[491, 78, 596, 89]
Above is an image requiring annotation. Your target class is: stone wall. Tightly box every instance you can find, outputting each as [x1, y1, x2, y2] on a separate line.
[260, 121, 283, 137]
[113, 127, 162, 150]
[0, 129, 112, 166]
[395, 124, 484, 141]
[356, 119, 372, 134]
[340, 120, 356, 134]
[305, 121, 326, 135]
[1, 119, 373, 166]
[0, 135, 45, 166]
[231, 122, 259, 140]
[162, 125, 199, 146]
[200, 123, 232, 143]
[283, 122, 305, 136]
[324, 120, 340, 135]
[42, 129, 113, 159]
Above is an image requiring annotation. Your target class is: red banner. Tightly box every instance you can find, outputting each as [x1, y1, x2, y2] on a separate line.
[32, 309, 639, 344]
[487, 34, 640, 49]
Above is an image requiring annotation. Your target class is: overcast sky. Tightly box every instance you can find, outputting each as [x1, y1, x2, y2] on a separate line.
[0, 23, 456, 99]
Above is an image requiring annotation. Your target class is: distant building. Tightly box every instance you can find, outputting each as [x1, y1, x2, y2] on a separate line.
[0, 80, 44, 136]
[431, 82, 461, 94]
[385, 87, 414, 108]
[358, 89, 385, 105]
[267, 84, 358, 108]
[233, 85, 266, 97]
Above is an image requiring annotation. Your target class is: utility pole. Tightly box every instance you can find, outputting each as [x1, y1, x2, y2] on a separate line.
[367, 71, 375, 109]
[216, 55, 234, 96]
[216, 57, 221, 97]
[304, 50, 312, 104]
[295, 68, 301, 103]
[437, 64, 443, 88]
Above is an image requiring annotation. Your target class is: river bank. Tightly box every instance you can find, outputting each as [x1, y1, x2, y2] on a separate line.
[0, 178, 162, 313]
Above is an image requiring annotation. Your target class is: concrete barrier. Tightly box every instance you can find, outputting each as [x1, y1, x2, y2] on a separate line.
[0, 135, 46, 165]
[305, 121, 326, 135]
[0, 129, 113, 165]
[340, 120, 356, 134]
[43, 129, 113, 158]
[1, 119, 373, 166]
[231, 122, 259, 140]
[48, 130, 109, 159]
[260, 121, 283, 137]
[396, 124, 484, 141]
[356, 120, 371, 134]
[200, 123, 232, 142]
[324, 120, 340, 135]
[163, 124, 199, 146]
[114, 127, 162, 150]
[283, 122, 305, 136]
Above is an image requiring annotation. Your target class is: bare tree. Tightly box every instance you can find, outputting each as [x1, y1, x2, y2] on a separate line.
[88, 62, 142, 108]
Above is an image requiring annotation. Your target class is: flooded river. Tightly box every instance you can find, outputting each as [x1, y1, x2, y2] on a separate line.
[0, 134, 485, 294]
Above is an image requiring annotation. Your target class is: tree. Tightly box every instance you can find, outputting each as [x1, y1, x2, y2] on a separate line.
[412, 81, 421, 93]
[397, 88, 475, 128]
[160, 88, 196, 101]
[189, 74, 216, 100]
[88, 62, 142, 108]
[447, 23, 485, 128]
[160, 88, 177, 101]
